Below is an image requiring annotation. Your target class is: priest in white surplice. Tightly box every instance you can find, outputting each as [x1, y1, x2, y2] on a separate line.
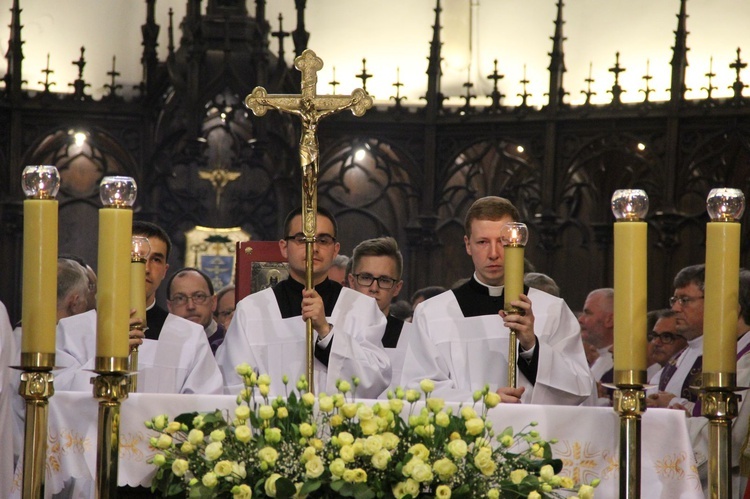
[54, 309, 223, 394]
[216, 208, 391, 398]
[401, 197, 594, 405]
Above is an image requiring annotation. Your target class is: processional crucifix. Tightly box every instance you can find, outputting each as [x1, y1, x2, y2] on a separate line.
[244, 49, 373, 393]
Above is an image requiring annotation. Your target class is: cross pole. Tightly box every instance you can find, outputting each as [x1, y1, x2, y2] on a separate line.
[244, 49, 373, 393]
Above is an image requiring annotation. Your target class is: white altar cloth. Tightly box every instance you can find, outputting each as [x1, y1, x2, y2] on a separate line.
[9, 391, 703, 498]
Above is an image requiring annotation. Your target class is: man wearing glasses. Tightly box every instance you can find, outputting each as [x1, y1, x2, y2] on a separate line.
[166, 267, 226, 354]
[217, 207, 390, 398]
[401, 196, 593, 404]
[647, 309, 688, 377]
[348, 237, 410, 394]
[647, 264, 706, 410]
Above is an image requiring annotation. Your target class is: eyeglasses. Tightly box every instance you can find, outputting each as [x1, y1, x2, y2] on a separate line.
[668, 295, 704, 307]
[170, 292, 210, 306]
[284, 233, 337, 246]
[353, 273, 399, 289]
[647, 331, 685, 344]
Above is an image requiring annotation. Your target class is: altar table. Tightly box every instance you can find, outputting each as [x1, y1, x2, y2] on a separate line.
[8, 391, 703, 498]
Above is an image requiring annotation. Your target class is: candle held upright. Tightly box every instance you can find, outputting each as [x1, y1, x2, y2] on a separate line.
[96, 176, 136, 372]
[499, 221, 529, 389]
[21, 165, 60, 368]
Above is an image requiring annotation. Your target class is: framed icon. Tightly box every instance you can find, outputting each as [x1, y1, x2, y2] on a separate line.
[235, 241, 289, 302]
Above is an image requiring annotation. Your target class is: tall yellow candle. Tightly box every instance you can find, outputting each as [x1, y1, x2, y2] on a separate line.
[503, 246, 525, 311]
[97, 207, 133, 359]
[613, 221, 648, 372]
[20, 165, 60, 366]
[21, 199, 58, 356]
[96, 176, 138, 362]
[130, 260, 147, 329]
[703, 220, 742, 375]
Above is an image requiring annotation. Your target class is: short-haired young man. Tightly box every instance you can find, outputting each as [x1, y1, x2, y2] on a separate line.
[132, 221, 172, 340]
[401, 196, 593, 404]
[349, 237, 410, 394]
[216, 207, 390, 397]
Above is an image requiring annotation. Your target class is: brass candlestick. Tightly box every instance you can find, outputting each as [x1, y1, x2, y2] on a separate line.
[613, 370, 646, 499]
[93, 356, 130, 499]
[701, 373, 739, 499]
[244, 49, 373, 393]
[18, 353, 55, 499]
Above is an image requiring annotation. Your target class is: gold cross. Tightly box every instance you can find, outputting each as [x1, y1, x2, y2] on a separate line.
[244, 49, 373, 392]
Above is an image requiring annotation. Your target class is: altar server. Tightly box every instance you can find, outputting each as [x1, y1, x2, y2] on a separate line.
[401, 196, 594, 404]
[348, 236, 411, 395]
[54, 309, 223, 394]
[216, 207, 390, 398]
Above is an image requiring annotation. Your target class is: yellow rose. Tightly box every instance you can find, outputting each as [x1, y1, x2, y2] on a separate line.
[276, 407, 289, 419]
[435, 412, 450, 427]
[319, 396, 334, 413]
[180, 442, 194, 454]
[403, 478, 419, 497]
[411, 462, 433, 483]
[392, 482, 407, 499]
[342, 469, 357, 483]
[357, 405, 374, 420]
[426, 397, 444, 412]
[487, 489, 500, 499]
[310, 438, 324, 451]
[156, 434, 172, 449]
[446, 439, 468, 459]
[389, 398, 404, 413]
[352, 468, 368, 483]
[382, 432, 400, 450]
[330, 414, 344, 427]
[408, 443, 430, 461]
[500, 435, 514, 447]
[341, 403, 359, 419]
[329, 458, 346, 477]
[364, 435, 383, 455]
[264, 473, 281, 497]
[474, 447, 493, 469]
[151, 453, 166, 466]
[578, 484, 595, 499]
[371, 449, 391, 470]
[539, 464, 555, 482]
[405, 389, 421, 402]
[302, 392, 316, 407]
[484, 391, 501, 408]
[235, 363, 251, 376]
[235, 405, 251, 421]
[257, 373, 271, 386]
[419, 379, 435, 393]
[231, 484, 252, 499]
[299, 422, 314, 437]
[432, 458, 458, 481]
[171, 459, 189, 477]
[258, 405, 274, 420]
[436, 484, 452, 499]
[202, 472, 218, 488]
[527, 492, 541, 499]
[188, 429, 204, 445]
[235, 424, 252, 444]
[258, 446, 279, 466]
[302, 446, 317, 461]
[338, 380, 352, 393]
[205, 441, 223, 461]
[340, 444, 356, 463]
[465, 417, 485, 436]
[165, 421, 182, 434]
[233, 462, 247, 479]
[460, 406, 476, 420]
[560, 477, 575, 489]
[305, 456, 325, 479]
[337, 432, 354, 445]
[264, 427, 281, 444]
[360, 418, 379, 436]
[510, 469, 529, 484]
[210, 429, 226, 442]
[153, 414, 167, 430]
[214, 460, 234, 477]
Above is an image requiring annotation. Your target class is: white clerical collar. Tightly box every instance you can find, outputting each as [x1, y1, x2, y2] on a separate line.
[146, 300, 156, 311]
[473, 272, 504, 297]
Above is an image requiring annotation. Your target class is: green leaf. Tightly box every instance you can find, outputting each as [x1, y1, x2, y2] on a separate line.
[300, 479, 323, 494]
[275, 476, 297, 498]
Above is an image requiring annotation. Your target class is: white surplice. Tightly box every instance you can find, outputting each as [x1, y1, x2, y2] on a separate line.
[400, 287, 595, 404]
[54, 310, 223, 394]
[216, 287, 391, 398]
[380, 320, 413, 398]
[647, 335, 703, 410]
[590, 347, 613, 381]
[687, 331, 750, 497]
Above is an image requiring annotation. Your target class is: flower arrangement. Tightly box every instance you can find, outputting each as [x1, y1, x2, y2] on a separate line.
[146, 364, 597, 498]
